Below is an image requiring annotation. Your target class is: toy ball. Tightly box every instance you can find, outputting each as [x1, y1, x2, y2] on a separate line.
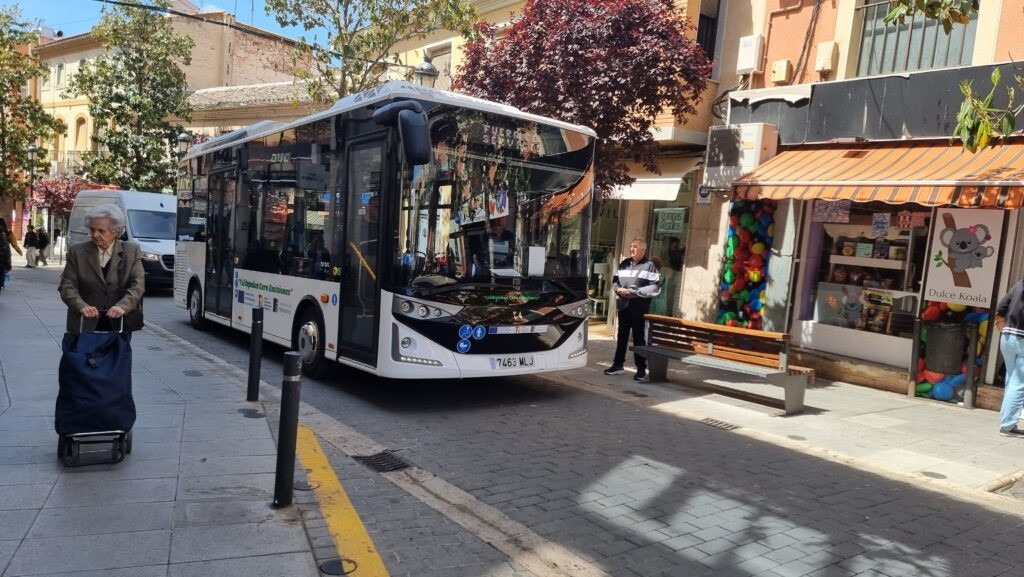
[916, 382, 933, 394]
[725, 245, 734, 259]
[932, 382, 954, 401]
[949, 373, 967, 387]
[727, 236, 739, 248]
[947, 302, 967, 312]
[923, 370, 944, 384]
[748, 254, 765, 268]
[738, 228, 752, 244]
[724, 270, 735, 283]
[725, 320, 738, 327]
[921, 305, 941, 322]
[760, 213, 772, 225]
[751, 299, 763, 312]
[939, 302, 949, 311]
[722, 311, 737, 321]
[918, 358, 926, 372]
[721, 281, 731, 292]
[767, 223, 776, 237]
[740, 213, 755, 228]
[748, 269, 763, 283]
[917, 370, 927, 383]
[751, 243, 766, 255]
[729, 216, 740, 227]
[979, 320, 989, 337]
[733, 277, 748, 292]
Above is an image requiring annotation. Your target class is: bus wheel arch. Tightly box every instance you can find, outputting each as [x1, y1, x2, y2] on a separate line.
[187, 278, 206, 330]
[293, 300, 327, 379]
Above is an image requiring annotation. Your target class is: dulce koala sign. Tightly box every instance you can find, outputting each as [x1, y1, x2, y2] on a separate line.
[925, 208, 1004, 308]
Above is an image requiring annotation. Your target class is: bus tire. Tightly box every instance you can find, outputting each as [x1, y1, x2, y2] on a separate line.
[188, 282, 207, 330]
[294, 307, 327, 379]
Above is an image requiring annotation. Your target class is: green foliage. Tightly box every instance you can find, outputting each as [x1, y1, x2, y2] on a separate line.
[0, 5, 64, 201]
[884, 0, 978, 34]
[265, 0, 478, 101]
[64, 0, 193, 191]
[954, 67, 1022, 153]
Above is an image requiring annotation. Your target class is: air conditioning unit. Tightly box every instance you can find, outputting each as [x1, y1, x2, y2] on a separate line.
[702, 123, 779, 191]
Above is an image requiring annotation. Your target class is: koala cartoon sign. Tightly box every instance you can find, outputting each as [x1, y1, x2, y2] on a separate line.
[925, 208, 1004, 308]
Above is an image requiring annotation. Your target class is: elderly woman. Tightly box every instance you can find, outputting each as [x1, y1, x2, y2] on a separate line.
[59, 203, 145, 333]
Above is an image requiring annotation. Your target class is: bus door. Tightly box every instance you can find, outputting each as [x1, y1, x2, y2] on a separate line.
[337, 138, 385, 366]
[205, 169, 236, 318]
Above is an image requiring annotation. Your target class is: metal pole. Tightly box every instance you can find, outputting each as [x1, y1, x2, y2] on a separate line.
[247, 306, 263, 402]
[273, 351, 301, 508]
[908, 318, 922, 397]
[965, 323, 979, 409]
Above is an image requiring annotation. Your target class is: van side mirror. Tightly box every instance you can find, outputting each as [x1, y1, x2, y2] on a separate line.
[373, 100, 432, 166]
[120, 230, 128, 241]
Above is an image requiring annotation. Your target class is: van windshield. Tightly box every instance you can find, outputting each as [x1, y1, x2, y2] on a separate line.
[128, 210, 176, 240]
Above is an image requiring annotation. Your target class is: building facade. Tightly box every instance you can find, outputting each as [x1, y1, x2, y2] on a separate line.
[693, 0, 1024, 409]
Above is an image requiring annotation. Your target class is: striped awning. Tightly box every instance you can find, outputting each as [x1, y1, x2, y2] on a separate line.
[733, 140, 1024, 208]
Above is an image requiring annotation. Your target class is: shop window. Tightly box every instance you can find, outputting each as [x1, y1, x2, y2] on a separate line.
[800, 201, 931, 338]
[648, 175, 694, 317]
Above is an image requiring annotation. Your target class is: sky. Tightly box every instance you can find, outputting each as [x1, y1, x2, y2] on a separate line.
[4, 0, 307, 41]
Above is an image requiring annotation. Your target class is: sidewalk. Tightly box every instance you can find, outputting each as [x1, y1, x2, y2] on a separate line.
[571, 322, 1024, 496]
[0, 275, 322, 575]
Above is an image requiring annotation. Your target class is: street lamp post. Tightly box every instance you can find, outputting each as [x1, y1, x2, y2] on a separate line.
[414, 53, 439, 88]
[26, 144, 37, 268]
[177, 131, 193, 154]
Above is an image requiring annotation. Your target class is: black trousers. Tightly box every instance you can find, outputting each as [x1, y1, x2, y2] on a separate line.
[613, 301, 651, 369]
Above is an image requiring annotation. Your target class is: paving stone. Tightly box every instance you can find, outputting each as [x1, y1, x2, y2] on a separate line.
[169, 522, 309, 563]
[6, 530, 171, 575]
[168, 552, 319, 577]
[29, 502, 174, 538]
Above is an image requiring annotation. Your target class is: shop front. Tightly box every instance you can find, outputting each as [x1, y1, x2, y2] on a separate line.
[731, 139, 1024, 407]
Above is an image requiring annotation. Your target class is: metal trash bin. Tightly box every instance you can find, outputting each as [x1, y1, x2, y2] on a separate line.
[925, 322, 966, 375]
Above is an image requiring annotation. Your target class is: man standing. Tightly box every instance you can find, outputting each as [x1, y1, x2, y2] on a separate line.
[23, 224, 38, 268]
[35, 228, 50, 266]
[605, 238, 661, 381]
[996, 281, 1024, 437]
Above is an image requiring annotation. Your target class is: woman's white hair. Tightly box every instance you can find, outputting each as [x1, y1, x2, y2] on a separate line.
[86, 203, 127, 236]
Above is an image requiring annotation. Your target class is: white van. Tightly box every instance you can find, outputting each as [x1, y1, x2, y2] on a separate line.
[67, 189, 177, 289]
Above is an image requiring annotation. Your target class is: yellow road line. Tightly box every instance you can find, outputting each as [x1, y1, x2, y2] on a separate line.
[296, 425, 391, 576]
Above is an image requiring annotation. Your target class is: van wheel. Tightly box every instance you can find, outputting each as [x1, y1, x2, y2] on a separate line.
[188, 283, 206, 330]
[294, 308, 327, 379]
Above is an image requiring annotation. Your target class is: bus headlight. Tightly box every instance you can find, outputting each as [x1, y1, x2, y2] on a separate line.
[400, 300, 414, 314]
[392, 296, 462, 321]
[400, 337, 412, 349]
[557, 300, 590, 319]
[417, 305, 429, 318]
[141, 252, 160, 261]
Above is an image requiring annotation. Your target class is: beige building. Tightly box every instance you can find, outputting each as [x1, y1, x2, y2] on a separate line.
[34, 6, 311, 178]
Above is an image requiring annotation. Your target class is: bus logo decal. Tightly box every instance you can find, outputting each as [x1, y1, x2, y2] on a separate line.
[472, 326, 486, 341]
[331, 294, 338, 306]
[459, 325, 472, 339]
[457, 339, 471, 354]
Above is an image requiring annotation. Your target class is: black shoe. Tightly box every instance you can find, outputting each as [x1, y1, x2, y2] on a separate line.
[1000, 427, 1024, 438]
[604, 365, 625, 375]
[634, 368, 647, 381]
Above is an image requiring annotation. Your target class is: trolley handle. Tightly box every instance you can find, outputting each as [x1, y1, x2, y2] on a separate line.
[78, 309, 125, 333]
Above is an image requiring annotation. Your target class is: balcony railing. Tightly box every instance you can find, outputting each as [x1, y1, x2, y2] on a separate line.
[44, 150, 99, 176]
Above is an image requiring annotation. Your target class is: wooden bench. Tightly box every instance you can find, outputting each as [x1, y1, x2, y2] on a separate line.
[631, 315, 810, 415]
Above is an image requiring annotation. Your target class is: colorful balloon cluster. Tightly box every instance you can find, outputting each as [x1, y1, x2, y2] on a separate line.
[718, 199, 776, 329]
[915, 301, 989, 403]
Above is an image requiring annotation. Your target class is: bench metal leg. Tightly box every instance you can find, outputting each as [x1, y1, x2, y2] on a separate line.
[646, 355, 669, 383]
[767, 372, 808, 415]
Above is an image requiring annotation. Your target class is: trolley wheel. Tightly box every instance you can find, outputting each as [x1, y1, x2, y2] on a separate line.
[57, 434, 68, 459]
[62, 439, 80, 466]
[125, 430, 133, 454]
[188, 283, 207, 330]
[294, 308, 327, 379]
[111, 443, 125, 464]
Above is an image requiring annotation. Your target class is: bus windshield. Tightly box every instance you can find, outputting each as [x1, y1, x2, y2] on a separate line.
[393, 107, 595, 298]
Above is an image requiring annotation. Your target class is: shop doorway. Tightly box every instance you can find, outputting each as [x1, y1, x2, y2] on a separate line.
[647, 175, 694, 317]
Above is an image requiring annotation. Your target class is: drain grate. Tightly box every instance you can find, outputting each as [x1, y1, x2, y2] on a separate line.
[700, 418, 738, 431]
[622, 390, 650, 398]
[352, 451, 412, 473]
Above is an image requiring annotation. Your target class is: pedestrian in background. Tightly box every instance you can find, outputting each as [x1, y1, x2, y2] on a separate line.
[36, 228, 50, 267]
[0, 218, 23, 295]
[996, 281, 1024, 437]
[23, 224, 38, 268]
[59, 203, 145, 334]
[605, 238, 661, 381]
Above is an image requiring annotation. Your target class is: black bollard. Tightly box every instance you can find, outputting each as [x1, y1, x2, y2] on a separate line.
[273, 352, 301, 508]
[247, 306, 264, 402]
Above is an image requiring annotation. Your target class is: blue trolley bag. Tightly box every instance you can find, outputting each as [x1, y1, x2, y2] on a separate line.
[55, 316, 135, 435]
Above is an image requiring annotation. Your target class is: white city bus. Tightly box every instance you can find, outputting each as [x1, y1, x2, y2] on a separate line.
[175, 81, 596, 378]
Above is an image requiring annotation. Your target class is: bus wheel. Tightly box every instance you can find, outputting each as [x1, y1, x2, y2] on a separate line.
[188, 283, 206, 330]
[294, 308, 327, 379]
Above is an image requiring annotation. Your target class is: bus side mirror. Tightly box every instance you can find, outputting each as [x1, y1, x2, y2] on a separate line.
[373, 100, 432, 166]
[397, 109, 431, 166]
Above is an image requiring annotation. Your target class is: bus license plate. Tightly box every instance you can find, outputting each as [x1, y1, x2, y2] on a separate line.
[490, 355, 535, 369]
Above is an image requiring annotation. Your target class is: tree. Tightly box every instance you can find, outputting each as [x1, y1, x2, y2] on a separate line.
[30, 173, 85, 218]
[453, 0, 711, 198]
[0, 5, 63, 202]
[65, 0, 193, 191]
[266, 0, 477, 102]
